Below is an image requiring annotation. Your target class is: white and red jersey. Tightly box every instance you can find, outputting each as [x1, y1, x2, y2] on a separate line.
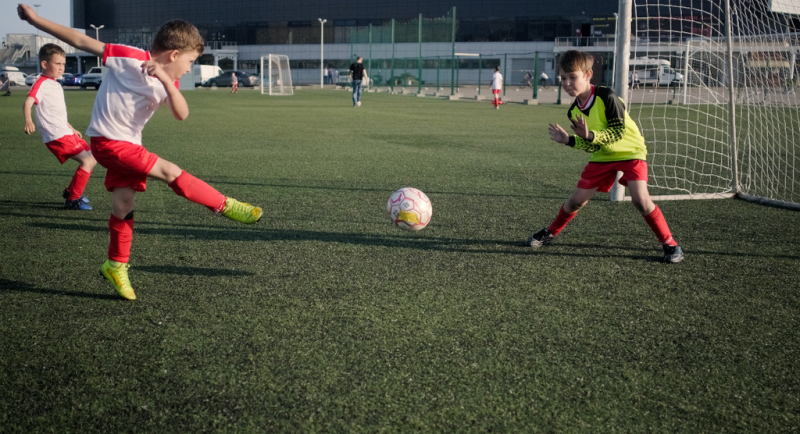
[86, 44, 179, 146]
[491, 72, 503, 90]
[27, 75, 73, 143]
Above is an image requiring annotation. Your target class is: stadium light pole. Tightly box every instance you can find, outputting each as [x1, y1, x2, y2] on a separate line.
[33, 4, 41, 35]
[318, 18, 327, 89]
[90, 24, 105, 66]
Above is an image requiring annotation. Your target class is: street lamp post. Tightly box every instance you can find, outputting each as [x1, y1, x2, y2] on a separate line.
[318, 18, 327, 89]
[90, 24, 105, 66]
[33, 4, 40, 34]
[33, 4, 41, 71]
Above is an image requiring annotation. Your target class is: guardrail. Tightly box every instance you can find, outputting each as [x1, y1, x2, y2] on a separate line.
[204, 41, 238, 50]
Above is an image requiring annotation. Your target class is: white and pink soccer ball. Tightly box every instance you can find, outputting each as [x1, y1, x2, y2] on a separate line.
[386, 187, 432, 231]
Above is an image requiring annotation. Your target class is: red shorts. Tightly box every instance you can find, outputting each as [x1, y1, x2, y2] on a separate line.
[577, 160, 648, 193]
[45, 134, 90, 164]
[90, 137, 159, 192]
[492, 89, 501, 94]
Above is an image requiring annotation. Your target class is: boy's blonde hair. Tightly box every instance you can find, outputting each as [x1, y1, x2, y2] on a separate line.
[558, 50, 594, 73]
[39, 43, 66, 62]
[151, 20, 204, 55]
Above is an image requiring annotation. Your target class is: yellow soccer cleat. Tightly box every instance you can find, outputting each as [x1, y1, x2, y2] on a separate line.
[221, 197, 263, 224]
[100, 260, 137, 300]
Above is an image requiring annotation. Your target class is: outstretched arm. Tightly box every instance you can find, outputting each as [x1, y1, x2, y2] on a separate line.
[18, 4, 104, 57]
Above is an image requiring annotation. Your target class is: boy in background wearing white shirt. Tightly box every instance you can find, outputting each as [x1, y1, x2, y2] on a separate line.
[23, 43, 96, 210]
[491, 66, 503, 109]
[19, 4, 264, 300]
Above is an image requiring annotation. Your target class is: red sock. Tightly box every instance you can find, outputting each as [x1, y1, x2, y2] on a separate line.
[548, 205, 577, 236]
[65, 167, 92, 201]
[108, 214, 134, 263]
[643, 205, 677, 245]
[168, 171, 226, 212]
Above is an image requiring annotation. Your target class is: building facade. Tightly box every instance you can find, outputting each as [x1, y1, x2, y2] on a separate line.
[71, 0, 619, 47]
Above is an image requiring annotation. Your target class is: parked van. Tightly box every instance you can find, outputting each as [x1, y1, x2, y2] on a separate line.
[194, 65, 224, 86]
[1, 66, 29, 86]
[629, 57, 684, 86]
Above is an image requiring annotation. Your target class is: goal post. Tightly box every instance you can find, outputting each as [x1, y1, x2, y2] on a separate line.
[613, 0, 800, 209]
[260, 54, 293, 96]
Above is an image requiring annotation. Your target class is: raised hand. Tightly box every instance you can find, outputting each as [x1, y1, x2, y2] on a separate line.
[569, 114, 590, 140]
[141, 60, 164, 79]
[17, 4, 38, 23]
[548, 123, 569, 144]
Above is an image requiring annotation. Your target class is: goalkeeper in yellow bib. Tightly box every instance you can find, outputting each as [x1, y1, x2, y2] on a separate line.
[528, 50, 684, 263]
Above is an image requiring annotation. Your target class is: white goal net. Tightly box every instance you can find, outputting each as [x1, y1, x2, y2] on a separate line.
[260, 54, 293, 96]
[619, 0, 800, 209]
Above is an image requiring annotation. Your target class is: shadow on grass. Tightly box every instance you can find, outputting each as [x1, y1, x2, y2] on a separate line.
[190, 178, 567, 201]
[25, 220, 795, 261]
[135, 265, 255, 277]
[0, 278, 119, 300]
[0, 199, 76, 211]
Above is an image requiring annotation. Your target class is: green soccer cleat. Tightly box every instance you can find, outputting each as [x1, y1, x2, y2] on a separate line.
[100, 260, 136, 300]
[221, 197, 263, 224]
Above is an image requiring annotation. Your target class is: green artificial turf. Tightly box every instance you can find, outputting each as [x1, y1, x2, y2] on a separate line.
[0, 89, 798, 432]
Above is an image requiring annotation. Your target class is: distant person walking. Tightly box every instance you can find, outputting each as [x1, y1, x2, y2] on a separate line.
[491, 66, 503, 109]
[0, 74, 10, 96]
[630, 70, 640, 89]
[323, 67, 329, 84]
[349, 57, 368, 107]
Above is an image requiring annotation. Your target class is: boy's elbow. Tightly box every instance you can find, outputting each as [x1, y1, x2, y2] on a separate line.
[171, 106, 189, 120]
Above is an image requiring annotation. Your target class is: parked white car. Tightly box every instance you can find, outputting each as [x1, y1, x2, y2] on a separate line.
[25, 73, 41, 86]
[81, 66, 108, 89]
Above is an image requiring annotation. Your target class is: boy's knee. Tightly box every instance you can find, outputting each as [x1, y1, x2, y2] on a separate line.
[565, 198, 588, 213]
[631, 198, 654, 214]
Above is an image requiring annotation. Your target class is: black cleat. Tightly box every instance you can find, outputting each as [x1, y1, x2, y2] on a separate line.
[64, 199, 93, 210]
[662, 245, 684, 264]
[527, 228, 555, 248]
[62, 189, 89, 204]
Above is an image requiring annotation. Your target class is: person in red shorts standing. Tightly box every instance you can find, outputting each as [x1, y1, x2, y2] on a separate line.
[23, 43, 96, 210]
[491, 66, 503, 109]
[527, 50, 685, 264]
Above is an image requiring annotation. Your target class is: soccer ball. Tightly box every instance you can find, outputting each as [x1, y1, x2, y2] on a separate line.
[386, 187, 432, 231]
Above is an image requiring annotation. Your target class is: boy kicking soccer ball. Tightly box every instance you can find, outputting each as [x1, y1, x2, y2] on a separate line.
[23, 43, 96, 210]
[527, 50, 684, 264]
[19, 4, 264, 300]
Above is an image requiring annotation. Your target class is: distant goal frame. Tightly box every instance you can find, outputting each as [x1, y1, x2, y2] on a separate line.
[260, 54, 294, 96]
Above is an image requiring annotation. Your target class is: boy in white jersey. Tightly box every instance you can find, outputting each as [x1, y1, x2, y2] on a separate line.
[491, 66, 503, 109]
[23, 43, 96, 210]
[19, 4, 264, 300]
[231, 72, 238, 93]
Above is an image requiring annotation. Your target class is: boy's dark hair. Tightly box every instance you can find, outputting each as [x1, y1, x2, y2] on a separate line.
[558, 50, 594, 73]
[39, 43, 66, 62]
[495, 66, 500, 72]
[151, 20, 204, 55]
